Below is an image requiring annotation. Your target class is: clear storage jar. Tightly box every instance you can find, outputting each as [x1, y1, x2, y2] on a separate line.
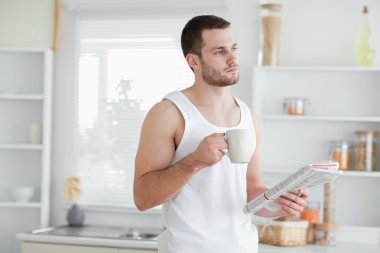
[259, 3, 282, 66]
[283, 97, 310, 115]
[329, 141, 352, 170]
[300, 201, 320, 244]
[354, 131, 378, 171]
[323, 182, 335, 223]
[315, 223, 338, 246]
[301, 201, 320, 225]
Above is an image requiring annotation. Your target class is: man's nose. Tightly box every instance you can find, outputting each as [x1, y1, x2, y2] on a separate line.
[227, 51, 237, 65]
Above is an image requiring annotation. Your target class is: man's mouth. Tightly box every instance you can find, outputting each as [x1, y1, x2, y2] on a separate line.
[226, 66, 239, 73]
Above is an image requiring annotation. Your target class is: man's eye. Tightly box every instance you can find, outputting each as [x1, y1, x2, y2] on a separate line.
[215, 50, 223, 55]
[232, 47, 238, 51]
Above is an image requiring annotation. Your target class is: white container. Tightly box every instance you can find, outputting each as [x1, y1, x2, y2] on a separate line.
[28, 123, 42, 144]
[10, 187, 35, 202]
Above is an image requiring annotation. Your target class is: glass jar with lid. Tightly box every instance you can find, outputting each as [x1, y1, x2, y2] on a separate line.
[323, 182, 335, 223]
[301, 201, 320, 224]
[300, 201, 320, 244]
[329, 141, 352, 170]
[283, 97, 310, 115]
[315, 222, 338, 246]
[259, 3, 282, 66]
[354, 130, 378, 171]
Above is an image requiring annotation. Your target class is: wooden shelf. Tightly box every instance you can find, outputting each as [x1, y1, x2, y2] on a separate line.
[0, 144, 43, 150]
[0, 94, 43, 101]
[0, 202, 42, 208]
[259, 115, 380, 123]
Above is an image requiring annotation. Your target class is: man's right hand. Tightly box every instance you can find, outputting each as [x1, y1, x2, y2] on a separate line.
[190, 133, 228, 167]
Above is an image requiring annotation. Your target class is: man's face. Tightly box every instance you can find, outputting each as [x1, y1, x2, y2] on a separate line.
[198, 28, 239, 87]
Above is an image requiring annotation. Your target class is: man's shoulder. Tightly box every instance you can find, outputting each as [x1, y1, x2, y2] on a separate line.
[142, 99, 184, 139]
[146, 99, 184, 124]
[150, 99, 181, 114]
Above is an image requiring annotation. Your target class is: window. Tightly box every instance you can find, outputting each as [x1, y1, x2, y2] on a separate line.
[76, 17, 194, 208]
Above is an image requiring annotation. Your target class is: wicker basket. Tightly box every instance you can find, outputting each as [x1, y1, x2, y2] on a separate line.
[257, 218, 308, 247]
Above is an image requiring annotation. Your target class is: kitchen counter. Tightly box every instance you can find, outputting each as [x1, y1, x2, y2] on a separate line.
[17, 225, 158, 250]
[17, 225, 380, 253]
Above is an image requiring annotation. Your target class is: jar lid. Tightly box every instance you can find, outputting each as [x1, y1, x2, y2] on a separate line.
[261, 3, 282, 11]
[315, 222, 339, 230]
[283, 97, 310, 106]
[355, 130, 378, 137]
[307, 200, 320, 210]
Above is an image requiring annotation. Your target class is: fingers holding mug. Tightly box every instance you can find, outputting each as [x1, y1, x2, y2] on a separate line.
[193, 133, 228, 166]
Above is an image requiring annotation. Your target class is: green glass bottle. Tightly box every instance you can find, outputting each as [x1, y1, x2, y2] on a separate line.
[356, 6, 376, 66]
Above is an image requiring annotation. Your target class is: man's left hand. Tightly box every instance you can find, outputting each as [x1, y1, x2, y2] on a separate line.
[276, 188, 309, 216]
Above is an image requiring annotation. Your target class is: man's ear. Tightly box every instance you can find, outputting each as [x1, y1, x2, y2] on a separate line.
[185, 53, 201, 70]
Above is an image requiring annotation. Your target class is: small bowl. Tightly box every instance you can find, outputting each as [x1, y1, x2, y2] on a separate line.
[10, 187, 35, 202]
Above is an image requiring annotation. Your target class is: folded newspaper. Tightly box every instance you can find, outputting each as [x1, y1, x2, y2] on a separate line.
[245, 163, 343, 214]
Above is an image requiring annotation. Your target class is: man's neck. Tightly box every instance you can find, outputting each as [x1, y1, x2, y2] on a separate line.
[182, 83, 241, 127]
[183, 83, 235, 108]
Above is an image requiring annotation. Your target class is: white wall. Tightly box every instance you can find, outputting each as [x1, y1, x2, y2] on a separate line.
[51, 4, 78, 226]
[0, 0, 54, 48]
[277, 0, 380, 66]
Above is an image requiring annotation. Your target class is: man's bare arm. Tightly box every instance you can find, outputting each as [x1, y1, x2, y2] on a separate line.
[246, 112, 308, 217]
[134, 100, 227, 211]
[246, 111, 267, 203]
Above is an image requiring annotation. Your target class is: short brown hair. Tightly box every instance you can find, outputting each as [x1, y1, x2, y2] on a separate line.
[181, 15, 231, 58]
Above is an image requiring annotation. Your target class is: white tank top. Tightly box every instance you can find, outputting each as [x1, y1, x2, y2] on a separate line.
[157, 91, 258, 253]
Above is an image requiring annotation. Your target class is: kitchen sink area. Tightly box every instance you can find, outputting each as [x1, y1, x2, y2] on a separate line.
[17, 224, 160, 252]
[28, 225, 160, 241]
[121, 231, 159, 241]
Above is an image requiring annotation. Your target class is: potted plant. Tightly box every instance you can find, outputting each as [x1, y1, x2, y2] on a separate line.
[63, 176, 84, 226]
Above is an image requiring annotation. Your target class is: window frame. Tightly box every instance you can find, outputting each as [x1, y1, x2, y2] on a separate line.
[72, 15, 194, 213]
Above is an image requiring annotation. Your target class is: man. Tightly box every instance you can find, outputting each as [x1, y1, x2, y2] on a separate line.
[134, 15, 308, 253]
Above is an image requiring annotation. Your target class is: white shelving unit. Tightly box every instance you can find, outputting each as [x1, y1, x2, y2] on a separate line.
[0, 202, 42, 208]
[0, 48, 53, 253]
[0, 144, 43, 150]
[252, 66, 380, 242]
[0, 94, 44, 100]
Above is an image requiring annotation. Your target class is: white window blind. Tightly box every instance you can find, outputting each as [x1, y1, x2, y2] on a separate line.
[76, 17, 194, 208]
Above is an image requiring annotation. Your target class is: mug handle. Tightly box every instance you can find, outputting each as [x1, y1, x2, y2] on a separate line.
[223, 134, 230, 159]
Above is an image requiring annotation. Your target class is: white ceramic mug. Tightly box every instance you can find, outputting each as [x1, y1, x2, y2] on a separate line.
[225, 129, 253, 163]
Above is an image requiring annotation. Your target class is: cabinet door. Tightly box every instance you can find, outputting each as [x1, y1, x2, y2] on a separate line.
[21, 242, 118, 253]
[119, 249, 157, 253]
